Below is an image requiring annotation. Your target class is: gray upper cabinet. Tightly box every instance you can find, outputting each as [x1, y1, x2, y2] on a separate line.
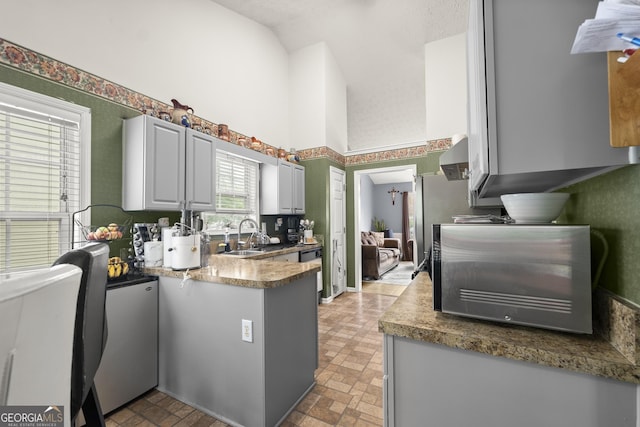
[467, 0, 629, 206]
[185, 129, 216, 211]
[123, 115, 215, 211]
[292, 163, 305, 213]
[261, 160, 305, 215]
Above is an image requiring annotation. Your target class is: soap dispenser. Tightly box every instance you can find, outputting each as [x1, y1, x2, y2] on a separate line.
[224, 228, 231, 252]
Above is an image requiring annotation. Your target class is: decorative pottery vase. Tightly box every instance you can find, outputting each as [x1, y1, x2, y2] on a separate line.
[304, 230, 313, 243]
[285, 152, 300, 163]
[170, 99, 194, 128]
[250, 137, 263, 152]
[217, 124, 229, 141]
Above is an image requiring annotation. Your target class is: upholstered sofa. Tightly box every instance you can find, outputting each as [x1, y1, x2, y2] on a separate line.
[361, 231, 401, 280]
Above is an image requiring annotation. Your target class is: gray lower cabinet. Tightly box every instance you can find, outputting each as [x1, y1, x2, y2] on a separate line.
[158, 276, 317, 427]
[383, 335, 638, 427]
[78, 279, 158, 425]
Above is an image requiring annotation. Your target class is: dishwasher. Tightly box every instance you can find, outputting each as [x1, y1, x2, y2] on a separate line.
[299, 247, 323, 303]
[77, 275, 158, 424]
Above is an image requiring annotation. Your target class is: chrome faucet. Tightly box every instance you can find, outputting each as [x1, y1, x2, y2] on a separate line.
[238, 218, 260, 249]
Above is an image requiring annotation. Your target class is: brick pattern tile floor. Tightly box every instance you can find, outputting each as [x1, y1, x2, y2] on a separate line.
[105, 291, 397, 427]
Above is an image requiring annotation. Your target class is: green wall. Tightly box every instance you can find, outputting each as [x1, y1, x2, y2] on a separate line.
[0, 64, 180, 256]
[558, 164, 640, 303]
[300, 157, 344, 298]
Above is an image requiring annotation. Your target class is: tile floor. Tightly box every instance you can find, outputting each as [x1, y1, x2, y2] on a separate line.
[105, 290, 398, 426]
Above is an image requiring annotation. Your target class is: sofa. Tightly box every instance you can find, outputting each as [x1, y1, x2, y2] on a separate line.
[361, 231, 401, 280]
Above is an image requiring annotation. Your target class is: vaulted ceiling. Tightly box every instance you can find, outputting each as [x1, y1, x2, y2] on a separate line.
[211, 0, 469, 151]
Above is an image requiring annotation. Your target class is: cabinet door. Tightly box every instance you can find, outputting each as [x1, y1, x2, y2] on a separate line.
[467, 0, 490, 198]
[292, 164, 305, 214]
[467, 0, 628, 203]
[277, 161, 294, 213]
[186, 129, 216, 211]
[144, 118, 186, 210]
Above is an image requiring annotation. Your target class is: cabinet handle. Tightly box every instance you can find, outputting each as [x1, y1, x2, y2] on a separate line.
[145, 286, 152, 291]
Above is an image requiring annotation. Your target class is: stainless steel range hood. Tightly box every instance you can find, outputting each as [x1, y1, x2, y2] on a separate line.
[439, 137, 468, 181]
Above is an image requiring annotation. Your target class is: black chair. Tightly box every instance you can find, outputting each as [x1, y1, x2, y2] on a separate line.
[53, 242, 110, 427]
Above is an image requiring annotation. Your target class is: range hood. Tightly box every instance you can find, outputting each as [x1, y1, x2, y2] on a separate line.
[439, 137, 469, 181]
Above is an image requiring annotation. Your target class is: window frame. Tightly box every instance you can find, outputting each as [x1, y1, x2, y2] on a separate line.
[202, 149, 260, 236]
[0, 82, 91, 273]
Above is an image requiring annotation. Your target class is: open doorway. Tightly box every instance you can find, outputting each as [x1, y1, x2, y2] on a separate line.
[353, 165, 416, 292]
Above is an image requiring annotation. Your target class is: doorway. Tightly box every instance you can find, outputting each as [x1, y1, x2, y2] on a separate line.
[353, 164, 416, 292]
[330, 167, 347, 298]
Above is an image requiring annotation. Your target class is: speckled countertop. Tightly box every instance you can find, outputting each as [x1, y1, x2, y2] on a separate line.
[143, 244, 322, 289]
[379, 273, 640, 384]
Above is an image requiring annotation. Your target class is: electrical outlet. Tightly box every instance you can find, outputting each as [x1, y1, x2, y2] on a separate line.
[242, 319, 253, 343]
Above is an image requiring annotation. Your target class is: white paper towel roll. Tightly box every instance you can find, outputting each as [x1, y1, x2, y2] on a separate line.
[144, 241, 163, 267]
[162, 227, 175, 268]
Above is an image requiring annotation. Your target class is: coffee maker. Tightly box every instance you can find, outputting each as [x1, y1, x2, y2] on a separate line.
[132, 223, 160, 269]
[286, 217, 302, 244]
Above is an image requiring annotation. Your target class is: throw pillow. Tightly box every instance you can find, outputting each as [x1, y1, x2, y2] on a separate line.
[361, 232, 374, 245]
[372, 232, 385, 247]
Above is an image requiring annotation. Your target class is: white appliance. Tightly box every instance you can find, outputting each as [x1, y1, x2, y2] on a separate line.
[170, 233, 201, 270]
[162, 227, 176, 268]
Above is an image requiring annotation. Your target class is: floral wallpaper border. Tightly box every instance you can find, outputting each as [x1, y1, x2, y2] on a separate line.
[0, 38, 451, 165]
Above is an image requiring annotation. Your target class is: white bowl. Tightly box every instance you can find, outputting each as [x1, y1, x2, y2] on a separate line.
[500, 193, 570, 224]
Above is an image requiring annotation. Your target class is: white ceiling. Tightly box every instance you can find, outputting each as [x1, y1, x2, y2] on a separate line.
[210, 0, 469, 151]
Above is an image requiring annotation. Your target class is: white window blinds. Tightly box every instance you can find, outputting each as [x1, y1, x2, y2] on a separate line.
[0, 83, 90, 273]
[202, 150, 259, 233]
[216, 151, 258, 213]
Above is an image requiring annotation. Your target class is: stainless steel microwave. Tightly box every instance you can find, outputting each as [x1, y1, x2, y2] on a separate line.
[431, 224, 592, 334]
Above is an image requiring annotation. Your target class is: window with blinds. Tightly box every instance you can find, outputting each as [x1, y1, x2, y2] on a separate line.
[0, 82, 90, 273]
[201, 150, 259, 233]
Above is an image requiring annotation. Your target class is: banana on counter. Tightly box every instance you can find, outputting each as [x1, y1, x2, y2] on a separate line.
[107, 256, 129, 279]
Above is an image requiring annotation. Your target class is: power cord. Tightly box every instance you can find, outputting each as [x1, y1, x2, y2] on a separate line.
[180, 268, 191, 289]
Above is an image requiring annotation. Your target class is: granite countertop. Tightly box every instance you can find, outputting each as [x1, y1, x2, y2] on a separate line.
[143, 244, 321, 289]
[379, 273, 640, 384]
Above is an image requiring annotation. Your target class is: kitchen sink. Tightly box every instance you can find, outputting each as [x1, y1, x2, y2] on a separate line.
[222, 244, 297, 256]
[260, 244, 296, 252]
[223, 249, 265, 256]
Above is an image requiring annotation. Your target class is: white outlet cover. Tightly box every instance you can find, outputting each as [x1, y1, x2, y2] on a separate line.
[242, 319, 253, 343]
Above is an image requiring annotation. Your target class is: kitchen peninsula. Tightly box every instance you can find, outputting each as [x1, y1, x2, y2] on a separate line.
[380, 274, 640, 427]
[144, 252, 321, 427]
